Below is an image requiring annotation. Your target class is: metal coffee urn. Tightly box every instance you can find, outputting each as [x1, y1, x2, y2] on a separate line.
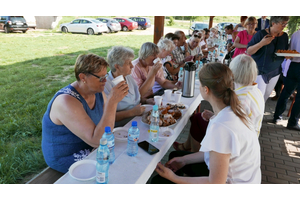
[182, 61, 197, 98]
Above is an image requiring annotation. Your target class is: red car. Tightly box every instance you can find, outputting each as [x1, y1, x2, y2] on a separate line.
[113, 17, 138, 31]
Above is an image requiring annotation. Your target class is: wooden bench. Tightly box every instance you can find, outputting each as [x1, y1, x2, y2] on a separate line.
[26, 167, 64, 184]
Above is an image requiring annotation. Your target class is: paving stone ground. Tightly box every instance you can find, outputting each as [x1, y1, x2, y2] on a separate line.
[147, 91, 300, 184]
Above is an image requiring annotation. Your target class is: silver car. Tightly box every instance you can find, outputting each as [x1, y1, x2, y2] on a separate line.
[60, 18, 108, 35]
[96, 17, 121, 33]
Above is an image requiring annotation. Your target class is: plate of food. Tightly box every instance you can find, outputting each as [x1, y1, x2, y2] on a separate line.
[141, 105, 182, 127]
[112, 127, 128, 141]
[275, 50, 300, 57]
[69, 160, 97, 181]
[165, 102, 189, 110]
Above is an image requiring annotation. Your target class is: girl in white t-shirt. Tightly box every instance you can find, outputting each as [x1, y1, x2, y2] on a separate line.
[152, 62, 261, 184]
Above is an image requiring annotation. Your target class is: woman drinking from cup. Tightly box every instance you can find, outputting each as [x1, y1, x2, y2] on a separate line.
[131, 42, 181, 99]
[104, 46, 149, 127]
[42, 54, 128, 173]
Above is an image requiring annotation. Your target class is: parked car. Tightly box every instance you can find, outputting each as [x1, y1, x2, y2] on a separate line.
[113, 17, 138, 31]
[129, 17, 151, 30]
[189, 22, 209, 36]
[96, 17, 121, 33]
[0, 16, 29, 33]
[217, 22, 237, 33]
[24, 16, 37, 29]
[60, 18, 108, 35]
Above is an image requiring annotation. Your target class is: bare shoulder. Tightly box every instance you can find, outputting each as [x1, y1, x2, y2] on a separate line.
[50, 94, 83, 124]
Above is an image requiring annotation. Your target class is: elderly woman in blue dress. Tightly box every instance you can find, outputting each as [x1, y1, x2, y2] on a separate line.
[104, 46, 154, 127]
[42, 54, 128, 173]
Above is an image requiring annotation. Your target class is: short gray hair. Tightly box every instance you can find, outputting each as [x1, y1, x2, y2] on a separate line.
[139, 42, 159, 60]
[157, 37, 176, 51]
[107, 46, 134, 72]
[270, 16, 289, 27]
[229, 54, 257, 86]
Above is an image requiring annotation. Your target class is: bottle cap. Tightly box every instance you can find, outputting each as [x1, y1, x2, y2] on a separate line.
[153, 105, 158, 111]
[132, 121, 137, 126]
[100, 138, 107, 145]
[180, 67, 183, 71]
[105, 126, 111, 132]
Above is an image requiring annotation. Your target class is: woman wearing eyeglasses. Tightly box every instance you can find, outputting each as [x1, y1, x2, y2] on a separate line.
[104, 46, 149, 127]
[232, 17, 257, 58]
[247, 16, 289, 102]
[42, 53, 128, 173]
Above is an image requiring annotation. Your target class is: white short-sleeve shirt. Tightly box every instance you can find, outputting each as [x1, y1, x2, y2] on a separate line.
[200, 106, 261, 184]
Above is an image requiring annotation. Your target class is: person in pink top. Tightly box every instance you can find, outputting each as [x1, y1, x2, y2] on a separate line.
[232, 17, 257, 58]
[131, 42, 181, 99]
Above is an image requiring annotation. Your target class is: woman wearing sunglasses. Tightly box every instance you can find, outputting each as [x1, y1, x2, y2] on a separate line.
[186, 34, 203, 62]
[42, 53, 128, 173]
[104, 46, 150, 127]
[247, 16, 289, 102]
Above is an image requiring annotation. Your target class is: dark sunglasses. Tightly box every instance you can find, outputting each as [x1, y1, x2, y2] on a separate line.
[88, 72, 108, 82]
[193, 35, 201, 38]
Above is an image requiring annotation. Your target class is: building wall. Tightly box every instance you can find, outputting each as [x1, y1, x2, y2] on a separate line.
[35, 16, 62, 29]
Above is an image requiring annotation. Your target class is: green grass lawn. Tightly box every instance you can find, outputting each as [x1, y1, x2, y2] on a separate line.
[0, 29, 153, 183]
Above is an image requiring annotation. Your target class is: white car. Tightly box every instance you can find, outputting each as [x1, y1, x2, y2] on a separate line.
[60, 18, 108, 35]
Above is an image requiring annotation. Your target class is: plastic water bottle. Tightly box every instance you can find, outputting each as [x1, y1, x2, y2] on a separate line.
[102, 126, 115, 164]
[150, 105, 159, 142]
[178, 67, 184, 82]
[127, 121, 140, 157]
[212, 50, 216, 62]
[195, 61, 203, 80]
[96, 138, 110, 184]
[195, 60, 199, 80]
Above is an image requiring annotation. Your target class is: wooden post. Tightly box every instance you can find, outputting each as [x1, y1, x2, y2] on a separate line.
[209, 16, 215, 28]
[153, 16, 165, 44]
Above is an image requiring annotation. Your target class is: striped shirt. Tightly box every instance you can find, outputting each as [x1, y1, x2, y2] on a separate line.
[235, 83, 265, 136]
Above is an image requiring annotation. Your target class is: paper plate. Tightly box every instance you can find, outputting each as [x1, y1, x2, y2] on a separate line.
[69, 160, 97, 181]
[141, 109, 182, 128]
[112, 127, 128, 141]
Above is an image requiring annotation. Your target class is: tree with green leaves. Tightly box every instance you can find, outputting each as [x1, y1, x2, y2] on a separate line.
[287, 16, 300, 37]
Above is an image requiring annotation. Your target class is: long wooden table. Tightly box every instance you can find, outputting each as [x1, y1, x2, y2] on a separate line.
[55, 80, 203, 184]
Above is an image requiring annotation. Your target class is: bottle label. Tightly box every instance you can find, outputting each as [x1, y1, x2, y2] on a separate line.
[107, 140, 115, 149]
[150, 130, 158, 138]
[96, 171, 106, 183]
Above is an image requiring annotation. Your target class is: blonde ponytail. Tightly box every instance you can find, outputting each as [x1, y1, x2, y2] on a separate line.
[199, 62, 251, 129]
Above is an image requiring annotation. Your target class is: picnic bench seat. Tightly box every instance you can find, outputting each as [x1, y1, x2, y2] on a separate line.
[26, 167, 64, 184]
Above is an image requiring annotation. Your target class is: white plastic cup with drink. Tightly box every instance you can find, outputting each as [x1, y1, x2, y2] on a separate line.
[174, 91, 182, 103]
[154, 96, 162, 107]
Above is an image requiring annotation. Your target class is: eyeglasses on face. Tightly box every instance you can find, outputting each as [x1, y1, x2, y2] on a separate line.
[279, 22, 288, 27]
[247, 23, 257, 26]
[88, 72, 108, 82]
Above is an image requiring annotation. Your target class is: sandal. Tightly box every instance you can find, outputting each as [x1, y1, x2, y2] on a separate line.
[173, 142, 191, 151]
